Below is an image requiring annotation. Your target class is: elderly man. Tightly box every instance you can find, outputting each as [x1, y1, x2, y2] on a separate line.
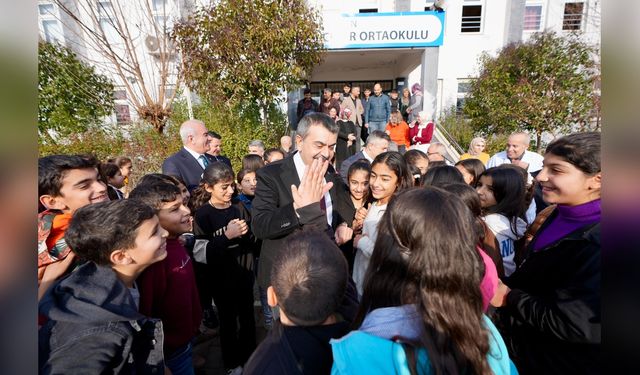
[162, 119, 213, 191]
[252, 113, 354, 291]
[427, 142, 449, 164]
[318, 88, 341, 116]
[486, 132, 544, 174]
[248, 140, 266, 157]
[339, 130, 391, 183]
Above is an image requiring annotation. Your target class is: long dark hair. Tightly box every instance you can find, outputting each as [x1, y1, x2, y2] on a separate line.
[455, 158, 486, 187]
[189, 162, 235, 212]
[478, 167, 526, 235]
[421, 165, 465, 187]
[356, 187, 491, 375]
[371, 151, 414, 195]
[347, 160, 371, 204]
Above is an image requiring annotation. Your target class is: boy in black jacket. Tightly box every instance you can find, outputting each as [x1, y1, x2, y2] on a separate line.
[39, 200, 169, 374]
[243, 231, 354, 375]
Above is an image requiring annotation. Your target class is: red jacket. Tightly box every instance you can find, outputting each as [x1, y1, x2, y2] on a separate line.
[408, 121, 434, 145]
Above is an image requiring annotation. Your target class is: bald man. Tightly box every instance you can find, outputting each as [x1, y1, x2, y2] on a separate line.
[280, 135, 292, 154]
[486, 132, 544, 173]
[162, 119, 214, 191]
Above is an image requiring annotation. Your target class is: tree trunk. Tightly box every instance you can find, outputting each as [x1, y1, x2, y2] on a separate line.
[536, 131, 542, 153]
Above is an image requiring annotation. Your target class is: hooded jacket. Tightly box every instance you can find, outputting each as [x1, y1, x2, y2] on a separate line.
[483, 214, 528, 277]
[39, 262, 164, 374]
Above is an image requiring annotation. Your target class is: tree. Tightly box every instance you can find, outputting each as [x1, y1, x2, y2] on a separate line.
[172, 0, 324, 127]
[463, 31, 599, 151]
[38, 41, 114, 143]
[53, 0, 179, 132]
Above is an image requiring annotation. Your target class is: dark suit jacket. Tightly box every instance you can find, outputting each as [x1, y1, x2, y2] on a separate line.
[339, 151, 367, 184]
[162, 147, 216, 191]
[251, 153, 350, 288]
[208, 154, 232, 170]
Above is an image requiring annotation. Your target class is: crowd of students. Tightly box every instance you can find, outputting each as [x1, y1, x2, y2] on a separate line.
[37, 127, 600, 375]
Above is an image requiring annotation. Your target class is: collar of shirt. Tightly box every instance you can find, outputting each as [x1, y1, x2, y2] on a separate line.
[183, 146, 206, 168]
[361, 149, 374, 163]
[293, 152, 333, 226]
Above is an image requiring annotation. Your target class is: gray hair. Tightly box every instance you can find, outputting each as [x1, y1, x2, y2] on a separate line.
[248, 140, 265, 150]
[365, 130, 391, 146]
[179, 119, 205, 145]
[429, 142, 446, 156]
[296, 112, 339, 139]
[510, 132, 531, 146]
[323, 88, 332, 94]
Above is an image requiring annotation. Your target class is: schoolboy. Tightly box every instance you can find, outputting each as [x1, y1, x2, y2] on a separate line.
[243, 231, 352, 375]
[39, 199, 169, 374]
[38, 154, 108, 299]
[129, 181, 203, 374]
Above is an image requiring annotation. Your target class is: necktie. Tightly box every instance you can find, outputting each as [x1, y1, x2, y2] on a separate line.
[199, 155, 209, 169]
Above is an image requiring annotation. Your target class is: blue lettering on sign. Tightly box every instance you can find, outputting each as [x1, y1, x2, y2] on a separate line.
[500, 240, 514, 258]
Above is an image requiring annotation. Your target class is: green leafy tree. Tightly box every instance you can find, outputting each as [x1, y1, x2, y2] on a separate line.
[173, 0, 324, 127]
[38, 41, 114, 143]
[463, 31, 599, 151]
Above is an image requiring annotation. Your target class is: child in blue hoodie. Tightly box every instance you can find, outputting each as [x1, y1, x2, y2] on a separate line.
[331, 187, 517, 375]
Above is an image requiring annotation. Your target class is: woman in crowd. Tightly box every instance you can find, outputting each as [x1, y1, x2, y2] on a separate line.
[491, 132, 601, 375]
[403, 149, 429, 186]
[242, 154, 265, 172]
[336, 107, 357, 168]
[353, 152, 412, 297]
[476, 167, 528, 277]
[421, 165, 465, 187]
[408, 111, 434, 153]
[405, 83, 423, 123]
[399, 87, 411, 122]
[331, 188, 515, 374]
[460, 137, 490, 165]
[456, 158, 486, 187]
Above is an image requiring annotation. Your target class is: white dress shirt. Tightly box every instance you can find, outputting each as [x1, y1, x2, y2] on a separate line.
[183, 146, 207, 169]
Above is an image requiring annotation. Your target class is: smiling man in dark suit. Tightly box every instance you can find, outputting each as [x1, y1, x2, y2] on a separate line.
[251, 113, 354, 291]
[162, 119, 213, 191]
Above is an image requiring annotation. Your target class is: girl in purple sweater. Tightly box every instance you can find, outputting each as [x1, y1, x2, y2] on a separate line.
[491, 132, 601, 375]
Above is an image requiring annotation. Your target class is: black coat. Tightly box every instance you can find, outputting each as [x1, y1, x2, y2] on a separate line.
[162, 147, 216, 192]
[251, 154, 350, 289]
[498, 214, 600, 375]
[39, 262, 164, 374]
[335, 120, 356, 169]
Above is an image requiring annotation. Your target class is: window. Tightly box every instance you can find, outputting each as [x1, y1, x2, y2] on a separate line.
[562, 2, 584, 31]
[461, 3, 483, 33]
[456, 80, 472, 114]
[115, 104, 131, 124]
[523, 4, 543, 31]
[39, 3, 64, 43]
[97, 1, 119, 44]
[152, 0, 172, 32]
[113, 89, 127, 100]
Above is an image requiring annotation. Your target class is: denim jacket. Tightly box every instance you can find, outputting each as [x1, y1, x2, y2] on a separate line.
[39, 262, 165, 374]
[365, 94, 391, 123]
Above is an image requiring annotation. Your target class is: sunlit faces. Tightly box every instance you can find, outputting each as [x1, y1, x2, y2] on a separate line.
[472, 141, 486, 154]
[189, 122, 211, 155]
[506, 134, 528, 160]
[205, 179, 235, 204]
[413, 157, 429, 175]
[456, 165, 475, 185]
[329, 107, 338, 120]
[208, 136, 222, 156]
[108, 170, 126, 189]
[248, 145, 264, 157]
[177, 182, 190, 206]
[40, 168, 108, 214]
[370, 163, 399, 205]
[120, 162, 132, 178]
[157, 197, 192, 238]
[296, 124, 338, 166]
[124, 215, 168, 266]
[373, 84, 382, 96]
[351, 87, 360, 98]
[536, 153, 601, 206]
[476, 175, 497, 208]
[366, 139, 390, 159]
[239, 171, 257, 196]
[349, 170, 370, 201]
[332, 92, 341, 101]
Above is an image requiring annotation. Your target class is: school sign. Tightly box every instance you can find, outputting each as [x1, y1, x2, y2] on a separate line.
[323, 11, 445, 50]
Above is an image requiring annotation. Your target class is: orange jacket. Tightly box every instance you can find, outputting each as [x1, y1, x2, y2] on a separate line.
[385, 121, 410, 148]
